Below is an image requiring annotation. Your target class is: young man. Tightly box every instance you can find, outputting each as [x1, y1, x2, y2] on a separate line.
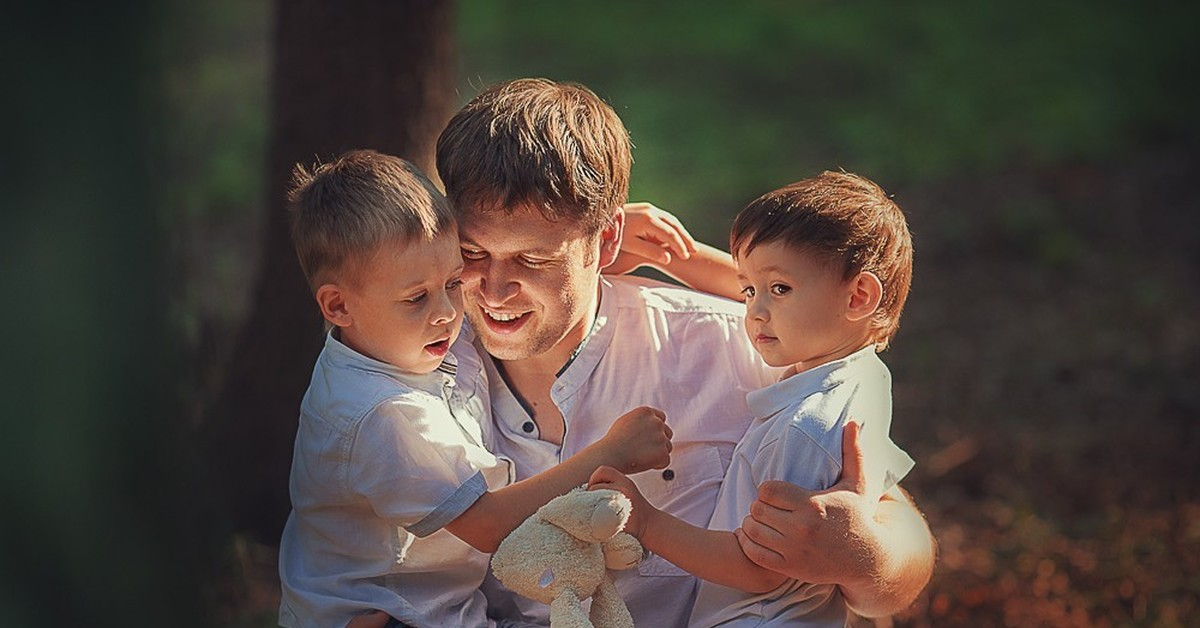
[435, 78, 935, 626]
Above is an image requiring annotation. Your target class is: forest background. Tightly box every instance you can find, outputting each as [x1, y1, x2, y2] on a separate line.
[4, 1, 1198, 626]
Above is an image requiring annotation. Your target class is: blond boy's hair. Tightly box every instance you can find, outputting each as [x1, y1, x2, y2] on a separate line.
[436, 78, 632, 234]
[730, 171, 913, 350]
[287, 149, 454, 290]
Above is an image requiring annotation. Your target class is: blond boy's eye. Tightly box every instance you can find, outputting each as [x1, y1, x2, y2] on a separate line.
[447, 278, 462, 290]
[405, 292, 427, 304]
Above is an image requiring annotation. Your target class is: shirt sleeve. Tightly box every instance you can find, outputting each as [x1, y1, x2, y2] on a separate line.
[345, 394, 498, 537]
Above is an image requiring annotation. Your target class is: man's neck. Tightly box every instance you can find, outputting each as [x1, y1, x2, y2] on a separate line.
[492, 282, 602, 445]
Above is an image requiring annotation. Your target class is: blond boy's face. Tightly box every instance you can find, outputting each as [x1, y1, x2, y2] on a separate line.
[736, 241, 864, 372]
[333, 233, 464, 374]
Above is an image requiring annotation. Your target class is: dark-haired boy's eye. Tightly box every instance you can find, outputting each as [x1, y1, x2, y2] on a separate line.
[740, 286, 755, 298]
[770, 284, 790, 296]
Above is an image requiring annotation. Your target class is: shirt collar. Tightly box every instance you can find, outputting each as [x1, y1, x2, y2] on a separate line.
[745, 344, 879, 419]
[552, 277, 618, 393]
[323, 330, 457, 397]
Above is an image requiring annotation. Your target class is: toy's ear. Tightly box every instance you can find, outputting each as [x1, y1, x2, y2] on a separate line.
[539, 488, 629, 542]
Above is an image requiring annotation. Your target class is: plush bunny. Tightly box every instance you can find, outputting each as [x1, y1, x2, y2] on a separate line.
[491, 487, 643, 628]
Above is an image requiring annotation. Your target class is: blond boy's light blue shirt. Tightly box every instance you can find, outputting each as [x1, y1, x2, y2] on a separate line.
[279, 330, 512, 628]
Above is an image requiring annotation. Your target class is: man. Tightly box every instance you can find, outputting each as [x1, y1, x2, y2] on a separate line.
[434, 78, 934, 627]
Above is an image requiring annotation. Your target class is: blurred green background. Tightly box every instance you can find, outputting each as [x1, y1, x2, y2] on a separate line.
[6, 0, 1198, 626]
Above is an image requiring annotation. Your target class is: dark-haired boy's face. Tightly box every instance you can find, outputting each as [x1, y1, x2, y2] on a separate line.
[736, 241, 864, 372]
[457, 205, 620, 366]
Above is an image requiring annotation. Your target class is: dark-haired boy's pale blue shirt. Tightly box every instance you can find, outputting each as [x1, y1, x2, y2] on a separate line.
[689, 345, 915, 628]
[278, 331, 513, 628]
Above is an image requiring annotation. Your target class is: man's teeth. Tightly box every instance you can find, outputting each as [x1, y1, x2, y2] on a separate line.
[485, 310, 521, 322]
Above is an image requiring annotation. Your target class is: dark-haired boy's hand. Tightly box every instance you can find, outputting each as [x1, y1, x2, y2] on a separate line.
[607, 202, 697, 275]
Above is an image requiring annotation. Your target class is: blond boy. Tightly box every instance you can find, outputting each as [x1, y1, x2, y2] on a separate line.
[276, 150, 672, 628]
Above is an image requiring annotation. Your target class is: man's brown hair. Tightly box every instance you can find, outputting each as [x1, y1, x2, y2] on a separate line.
[288, 149, 454, 290]
[435, 78, 632, 233]
[730, 171, 913, 350]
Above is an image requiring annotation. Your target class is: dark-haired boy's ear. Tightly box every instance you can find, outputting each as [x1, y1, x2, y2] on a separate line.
[596, 207, 626, 270]
[845, 271, 883, 322]
[316, 283, 353, 328]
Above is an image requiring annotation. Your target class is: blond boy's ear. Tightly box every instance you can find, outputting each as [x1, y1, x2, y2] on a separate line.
[845, 271, 883, 322]
[316, 283, 353, 328]
[596, 206, 626, 270]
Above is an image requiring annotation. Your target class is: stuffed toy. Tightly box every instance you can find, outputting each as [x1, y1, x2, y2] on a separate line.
[491, 487, 644, 628]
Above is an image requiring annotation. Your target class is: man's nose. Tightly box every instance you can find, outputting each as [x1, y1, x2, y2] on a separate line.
[466, 258, 519, 306]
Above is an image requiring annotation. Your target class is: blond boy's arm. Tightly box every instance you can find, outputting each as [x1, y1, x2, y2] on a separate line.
[446, 406, 672, 553]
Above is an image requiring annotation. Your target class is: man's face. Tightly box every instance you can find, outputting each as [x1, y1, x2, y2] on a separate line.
[457, 205, 619, 363]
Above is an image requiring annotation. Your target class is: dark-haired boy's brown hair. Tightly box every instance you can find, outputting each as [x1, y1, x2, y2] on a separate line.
[288, 149, 454, 291]
[435, 78, 632, 234]
[730, 171, 913, 350]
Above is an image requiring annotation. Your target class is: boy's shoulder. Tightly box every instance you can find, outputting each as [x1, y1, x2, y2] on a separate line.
[768, 350, 892, 447]
[301, 336, 450, 434]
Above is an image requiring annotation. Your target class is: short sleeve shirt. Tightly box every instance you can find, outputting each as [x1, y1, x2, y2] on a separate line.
[481, 276, 779, 628]
[689, 345, 915, 628]
[279, 331, 513, 628]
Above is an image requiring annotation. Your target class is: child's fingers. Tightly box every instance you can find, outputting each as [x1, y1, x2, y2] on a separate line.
[647, 214, 693, 260]
[655, 211, 697, 255]
[623, 236, 673, 265]
[589, 465, 624, 488]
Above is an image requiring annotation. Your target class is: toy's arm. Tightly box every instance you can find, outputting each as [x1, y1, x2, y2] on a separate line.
[589, 467, 786, 593]
[735, 423, 935, 617]
[606, 202, 742, 302]
[446, 406, 672, 553]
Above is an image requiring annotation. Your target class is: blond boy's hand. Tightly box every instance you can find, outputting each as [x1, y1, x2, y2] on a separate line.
[588, 465, 655, 539]
[601, 405, 673, 473]
[607, 202, 697, 275]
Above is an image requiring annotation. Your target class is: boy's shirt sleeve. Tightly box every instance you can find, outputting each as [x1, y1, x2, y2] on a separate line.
[345, 394, 499, 537]
[758, 404, 914, 500]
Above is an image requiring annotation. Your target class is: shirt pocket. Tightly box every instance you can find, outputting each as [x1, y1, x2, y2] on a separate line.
[631, 443, 728, 578]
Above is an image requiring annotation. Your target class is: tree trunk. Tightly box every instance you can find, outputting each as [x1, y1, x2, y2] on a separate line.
[204, 0, 456, 541]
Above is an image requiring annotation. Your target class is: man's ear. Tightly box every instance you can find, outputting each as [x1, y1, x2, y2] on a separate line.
[845, 271, 883, 322]
[596, 207, 626, 270]
[316, 283, 353, 328]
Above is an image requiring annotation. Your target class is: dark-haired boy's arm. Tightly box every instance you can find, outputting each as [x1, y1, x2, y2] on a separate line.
[737, 423, 935, 617]
[608, 202, 742, 301]
[589, 466, 788, 593]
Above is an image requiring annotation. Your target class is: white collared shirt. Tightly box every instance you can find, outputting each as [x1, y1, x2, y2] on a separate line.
[481, 276, 779, 628]
[279, 331, 512, 628]
[689, 345, 915, 627]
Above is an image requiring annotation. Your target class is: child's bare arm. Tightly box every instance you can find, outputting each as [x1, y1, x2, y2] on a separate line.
[445, 406, 673, 553]
[589, 466, 787, 593]
[608, 202, 742, 302]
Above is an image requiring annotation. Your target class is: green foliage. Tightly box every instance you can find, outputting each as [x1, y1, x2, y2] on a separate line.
[458, 0, 1200, 240]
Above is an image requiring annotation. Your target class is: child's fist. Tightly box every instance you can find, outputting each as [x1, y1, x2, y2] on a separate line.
[588, 465, 653, 539]
[604, 406, 672, 473]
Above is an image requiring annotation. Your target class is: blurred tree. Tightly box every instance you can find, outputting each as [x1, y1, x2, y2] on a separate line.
[204, 0, 457, 541]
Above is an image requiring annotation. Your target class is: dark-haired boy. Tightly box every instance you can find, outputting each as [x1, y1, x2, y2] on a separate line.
[591, 171, 917, 626]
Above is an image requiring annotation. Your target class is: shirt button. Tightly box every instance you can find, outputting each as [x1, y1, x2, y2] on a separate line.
[662, 469, 675, 481]
[522, 421, 535, 433]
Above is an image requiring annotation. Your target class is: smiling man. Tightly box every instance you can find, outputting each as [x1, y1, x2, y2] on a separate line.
[434, 78, 934, 627]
